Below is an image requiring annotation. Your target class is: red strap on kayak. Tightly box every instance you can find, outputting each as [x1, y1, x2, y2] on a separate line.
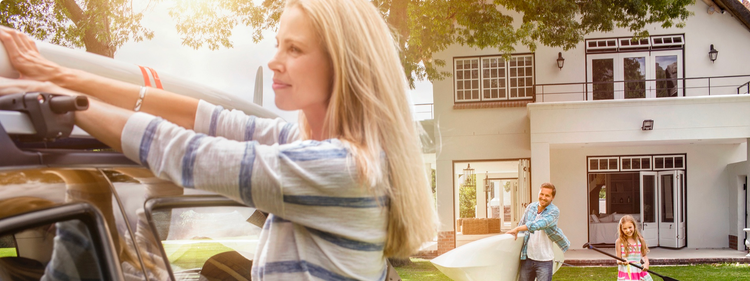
[146, 67, 163, 89]
[138, 66, 152, 87]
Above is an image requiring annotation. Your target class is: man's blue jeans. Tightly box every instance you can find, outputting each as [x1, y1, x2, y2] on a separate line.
[519, 259, 553, 281]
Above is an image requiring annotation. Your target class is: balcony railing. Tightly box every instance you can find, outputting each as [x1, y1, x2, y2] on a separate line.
[535, 74, 750, 103]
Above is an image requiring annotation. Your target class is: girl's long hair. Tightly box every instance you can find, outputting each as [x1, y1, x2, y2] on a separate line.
[617, 215, 649, 257]
[287, 0, 438, 258]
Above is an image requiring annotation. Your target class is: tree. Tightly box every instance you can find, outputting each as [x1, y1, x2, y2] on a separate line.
[1, 0, 694, 85]
[459, 174, 476, 218]
[0, 0, 153, 57]
[163, 0, 693, 87]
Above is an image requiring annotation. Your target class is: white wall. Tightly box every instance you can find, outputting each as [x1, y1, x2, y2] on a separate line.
[551, 143, 745, 250]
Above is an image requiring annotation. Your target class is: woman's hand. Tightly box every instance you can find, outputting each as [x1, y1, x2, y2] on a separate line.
[642, 260, 649, 270]
[0, 26, 66, 83]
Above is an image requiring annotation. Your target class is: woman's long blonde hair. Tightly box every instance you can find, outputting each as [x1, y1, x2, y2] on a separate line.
[617, 215, 649, 257]
[287, 0, 438, 258]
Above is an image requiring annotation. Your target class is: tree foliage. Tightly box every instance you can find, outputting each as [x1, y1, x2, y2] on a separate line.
[459, 174, 476, 218]
[0, 0, 694, 84]
[0, 0, 153, 57]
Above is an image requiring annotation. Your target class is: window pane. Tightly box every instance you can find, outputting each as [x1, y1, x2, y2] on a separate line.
[456, 60, 463, 70]
[151, 205, 261, 278]
[622, 159, 631, 170]
[675, 157, 683, 168]
[655, 55, 678, 97]
[624, 57, 646, 99]
[632, 159, 640, 169]
[457, 71, 463, 79]
[642, 158, 650, 169]
[590, 159, 598, 170]
[609, 159, 618, 170]
[592, 59, 614, 100]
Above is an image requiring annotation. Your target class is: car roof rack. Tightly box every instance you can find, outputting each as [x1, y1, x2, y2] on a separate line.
[0, 93, 135, 168]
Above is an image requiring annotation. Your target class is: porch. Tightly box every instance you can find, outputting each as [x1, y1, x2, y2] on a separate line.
[565, 247, 749, 266]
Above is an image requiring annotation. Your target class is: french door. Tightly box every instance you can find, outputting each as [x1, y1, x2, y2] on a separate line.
[587, 50, 682, 100]
[639, 170, 685, 248]
[640, 172, 658, 247]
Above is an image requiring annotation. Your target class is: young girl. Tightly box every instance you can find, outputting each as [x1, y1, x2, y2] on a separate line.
[0, 0, 438, 279]
[616, 215, 653, 281]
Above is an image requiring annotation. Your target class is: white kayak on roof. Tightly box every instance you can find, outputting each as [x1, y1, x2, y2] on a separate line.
[0, 40, 278, 136]
[430, 233, 564, 281]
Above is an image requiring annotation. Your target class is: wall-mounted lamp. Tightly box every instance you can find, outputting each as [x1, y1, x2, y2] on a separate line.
[709, 44, 719, 63]
[641, 119, 654, 131]
[556, 52, 565, 70]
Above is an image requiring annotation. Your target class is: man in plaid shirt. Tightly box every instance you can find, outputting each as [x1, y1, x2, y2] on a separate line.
[506, 182, 570, 281]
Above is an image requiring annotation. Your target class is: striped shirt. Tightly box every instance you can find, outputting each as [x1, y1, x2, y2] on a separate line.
[121, 100, 389, 280]
[517, 202, 570, 260]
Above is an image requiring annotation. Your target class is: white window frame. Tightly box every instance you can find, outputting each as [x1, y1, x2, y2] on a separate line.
[454, 55, 535, 103]
[588, 157, 620, 172]
[653, 155, 686, 170]
[620, 156, 653, 171]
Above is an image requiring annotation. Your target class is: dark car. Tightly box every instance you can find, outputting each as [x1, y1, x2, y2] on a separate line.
[0, 92, 266, 281]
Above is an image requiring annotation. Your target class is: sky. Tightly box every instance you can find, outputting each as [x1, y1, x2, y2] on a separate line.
[114, 2, 434, 122]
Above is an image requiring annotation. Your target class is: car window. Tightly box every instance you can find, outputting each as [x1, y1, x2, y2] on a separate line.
[0, 202, 118, 281]
[146, 197, 262, 281]
[0, 168, 160, 280]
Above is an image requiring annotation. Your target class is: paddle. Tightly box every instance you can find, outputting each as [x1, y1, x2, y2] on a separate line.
[582, 243, 679, 281]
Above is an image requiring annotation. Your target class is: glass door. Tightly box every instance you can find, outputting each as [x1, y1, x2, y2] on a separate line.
[640, 171, 658, 247]
[658, 170, 685, 248]
[587, 50, 682, 100]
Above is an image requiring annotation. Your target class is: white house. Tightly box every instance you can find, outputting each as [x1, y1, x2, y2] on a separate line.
[429, 0, 750, 255]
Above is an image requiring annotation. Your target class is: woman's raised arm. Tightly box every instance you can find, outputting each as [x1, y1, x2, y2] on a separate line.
[0, 26, 199, 129]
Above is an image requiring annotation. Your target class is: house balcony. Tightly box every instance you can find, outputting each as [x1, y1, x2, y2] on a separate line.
[535, 74, 750, 103]
[528, 75, 750, 147]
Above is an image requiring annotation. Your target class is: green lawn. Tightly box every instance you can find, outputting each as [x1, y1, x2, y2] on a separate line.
[163, 241, 238, 270]
[395, 259, 750, 281]
[0, 247, 16, 257]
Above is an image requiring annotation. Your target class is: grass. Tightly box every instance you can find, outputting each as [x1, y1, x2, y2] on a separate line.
[0, 247, 16, 257]
[395, 258, 750, 281]
[162, 241, 237, 270]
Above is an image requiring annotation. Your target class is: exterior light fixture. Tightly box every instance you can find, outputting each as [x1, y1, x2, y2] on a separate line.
[462, 163, 475, 185]
[642, 119, 654, 131]
[556, 52, 565, 70]
[709, 44, 718, 63]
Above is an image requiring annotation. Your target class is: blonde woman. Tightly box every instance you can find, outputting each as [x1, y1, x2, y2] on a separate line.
[0, 0, 438, 279]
